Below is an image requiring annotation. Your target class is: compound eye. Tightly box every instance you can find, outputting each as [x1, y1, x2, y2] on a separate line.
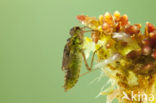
[70, 26, 81, 36]
[75, 26, 81, 30]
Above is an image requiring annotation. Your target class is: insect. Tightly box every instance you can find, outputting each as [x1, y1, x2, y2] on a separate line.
[62, 26, 101, 92]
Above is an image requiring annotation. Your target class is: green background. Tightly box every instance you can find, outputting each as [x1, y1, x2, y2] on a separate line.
[0, 0, 156, 103]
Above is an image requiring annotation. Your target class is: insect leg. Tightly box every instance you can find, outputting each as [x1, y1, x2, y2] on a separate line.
[90, 46, 103, 69]
[81, 51, 91, 71]
[80, 46, 103, 77]
[80, 26, 94, 32]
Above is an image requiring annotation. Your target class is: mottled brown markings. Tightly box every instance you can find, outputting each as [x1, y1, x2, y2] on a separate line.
[62, 26, 98, 92]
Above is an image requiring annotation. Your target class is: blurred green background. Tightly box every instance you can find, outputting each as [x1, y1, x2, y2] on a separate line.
[0, 0, 156, 103]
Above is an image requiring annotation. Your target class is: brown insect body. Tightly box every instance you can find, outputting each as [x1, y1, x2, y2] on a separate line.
[62, 26, 84, 91]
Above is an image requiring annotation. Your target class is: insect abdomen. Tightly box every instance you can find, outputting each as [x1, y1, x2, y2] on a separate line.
[64, 51, 82, 91]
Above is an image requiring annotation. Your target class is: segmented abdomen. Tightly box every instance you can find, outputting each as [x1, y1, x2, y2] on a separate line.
[64, 51, 82, 91]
